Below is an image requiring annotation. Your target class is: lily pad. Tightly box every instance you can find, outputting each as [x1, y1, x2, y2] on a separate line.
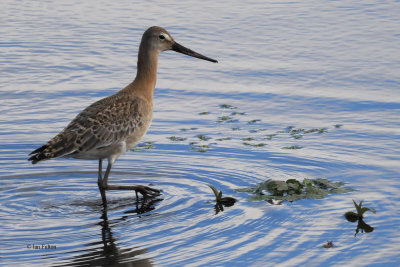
[168, 136, 186, 141]
[236, 178, 354, 202]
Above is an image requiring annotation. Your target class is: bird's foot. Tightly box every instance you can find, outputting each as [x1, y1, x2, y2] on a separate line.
[105, 184, 161, 198]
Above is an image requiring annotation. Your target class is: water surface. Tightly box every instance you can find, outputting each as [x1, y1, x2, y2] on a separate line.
[1, 0, 400, 266]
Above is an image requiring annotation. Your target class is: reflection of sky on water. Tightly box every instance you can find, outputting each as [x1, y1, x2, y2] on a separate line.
[1, 0, 400, 266]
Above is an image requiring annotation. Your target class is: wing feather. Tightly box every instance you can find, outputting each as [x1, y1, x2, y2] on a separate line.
[29, 93, 147, 163]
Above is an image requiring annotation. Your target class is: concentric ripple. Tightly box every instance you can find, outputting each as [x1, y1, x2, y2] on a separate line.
[2, 0, 400, 265]
[0, 159, 269, 266]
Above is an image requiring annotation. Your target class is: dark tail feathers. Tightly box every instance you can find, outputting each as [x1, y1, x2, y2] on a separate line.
[28, 145, 50, 164]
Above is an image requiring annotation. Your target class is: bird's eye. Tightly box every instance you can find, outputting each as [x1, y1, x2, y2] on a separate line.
[159, 35, 165, 40]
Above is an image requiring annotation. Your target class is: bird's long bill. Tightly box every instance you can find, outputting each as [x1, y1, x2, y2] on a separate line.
[172, 42, 218, 63]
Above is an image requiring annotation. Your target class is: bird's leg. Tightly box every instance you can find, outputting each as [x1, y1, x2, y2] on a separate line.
[97, 159, 107, 205]
[102, 160, 161, 198]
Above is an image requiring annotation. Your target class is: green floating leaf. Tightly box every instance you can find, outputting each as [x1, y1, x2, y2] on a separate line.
[131, 141, 155, 151]
[168, 136, 186, 141]
[242, 139, 266, 147]
[331, 187, 354, 194]
[208, 185, 220, 199]
[248, 195, 275, 201]
[235, 187, 256, 193]
[218, 116, 238, 123]
[191, 144, 210, 152]
[253, 143, 266, 147]
[313, 178, 344, 189]
[199, 111, 210, 115]
[345, 200, 376, 236]
[208, 185, 237, 212]
[236, 178, 354, 203]
[196, 134, 211, 141]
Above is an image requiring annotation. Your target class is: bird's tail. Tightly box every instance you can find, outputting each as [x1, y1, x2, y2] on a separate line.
[28, 132, 77, 164]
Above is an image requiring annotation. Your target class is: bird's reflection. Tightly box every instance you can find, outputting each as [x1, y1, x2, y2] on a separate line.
[214, 197, 236, 215]
[64, 196, 162, 266]
[354, 218, 374, 237]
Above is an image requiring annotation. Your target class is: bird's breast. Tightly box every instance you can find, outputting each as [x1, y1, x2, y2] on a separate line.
[125, 110, 153, 150]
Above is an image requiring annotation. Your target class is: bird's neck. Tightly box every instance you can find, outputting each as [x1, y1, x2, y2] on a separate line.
[130, 47, 159, 103]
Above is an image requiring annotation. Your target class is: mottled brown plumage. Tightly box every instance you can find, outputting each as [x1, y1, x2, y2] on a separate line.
[29, 92, 150, 163]
[29, 26, 217, 205]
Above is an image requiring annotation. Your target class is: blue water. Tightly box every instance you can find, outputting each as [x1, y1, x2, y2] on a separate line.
[1, 1, 400, 266]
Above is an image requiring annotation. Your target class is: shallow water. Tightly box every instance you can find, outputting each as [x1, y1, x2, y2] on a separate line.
[1, 0, 400, 266]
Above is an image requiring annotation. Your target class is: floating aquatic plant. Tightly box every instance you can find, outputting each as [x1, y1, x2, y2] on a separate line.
[287, 127, 328, 135]
[243, 142, 266, 147]
[208, 185, 236, 214]
[131, 141, 155, 151]
[236, 178, 354, 202]
[168, 136, 186, 141]
[191, 144, 210, 152]
[248, 119, 261, 124]
[216, 137, 232, 141]
[322, 241, 334, 248]
[219, 104, 237, 109]
[196, 134, 211, 141]
[199, 111, 210, 115]
[218, 115, 238, 123]
[345, 200, 376, 236]
[231, 111, 245, 115]
[243, 137, 267, 147]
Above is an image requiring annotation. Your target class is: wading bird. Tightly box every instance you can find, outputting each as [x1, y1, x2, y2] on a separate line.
[29, 26, 217, 204]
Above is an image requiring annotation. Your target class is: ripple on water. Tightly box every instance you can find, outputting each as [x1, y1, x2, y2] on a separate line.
[2, 0, 400, 265]
[0, 162, 275, 266]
